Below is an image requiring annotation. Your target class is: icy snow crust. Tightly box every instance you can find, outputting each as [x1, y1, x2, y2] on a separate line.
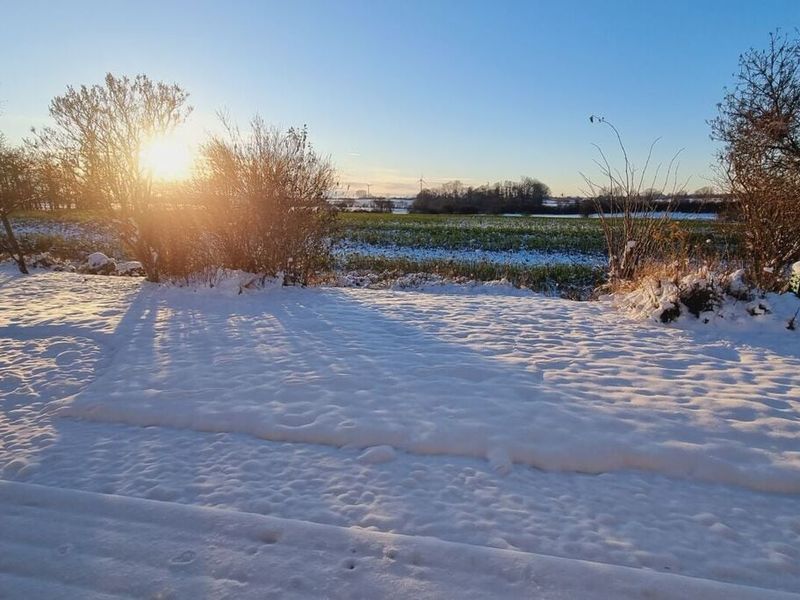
[2, 267, 800, 595]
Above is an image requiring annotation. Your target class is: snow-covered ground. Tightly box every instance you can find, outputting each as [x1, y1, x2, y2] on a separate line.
[1, 267, 799, 598]
[2, 481, 794, 600]
[335, 240, 604, 266]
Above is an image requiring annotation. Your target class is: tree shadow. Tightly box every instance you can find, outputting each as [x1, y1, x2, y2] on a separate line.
[50, 286, 799, 487]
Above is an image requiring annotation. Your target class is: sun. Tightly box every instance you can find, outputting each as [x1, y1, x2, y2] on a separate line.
[139, 134, 194, 181]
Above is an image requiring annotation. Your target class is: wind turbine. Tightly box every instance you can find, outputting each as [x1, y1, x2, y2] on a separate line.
[419, 174, 427, 192]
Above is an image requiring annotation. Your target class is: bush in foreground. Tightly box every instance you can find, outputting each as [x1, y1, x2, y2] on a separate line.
[195, 116, 336, 284]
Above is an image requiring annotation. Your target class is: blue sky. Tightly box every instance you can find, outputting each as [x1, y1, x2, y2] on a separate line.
[1, 0, 798, 195]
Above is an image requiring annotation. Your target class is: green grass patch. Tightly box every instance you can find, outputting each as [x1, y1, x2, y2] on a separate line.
[336, 212, 741, 255]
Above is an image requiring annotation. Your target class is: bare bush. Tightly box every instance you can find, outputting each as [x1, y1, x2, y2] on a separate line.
[711, 30, 800, 290]
[196, 116, 336, 284]
[33, 73, 192, 281]
[130, 204, 211, 281]
[581, 116, 688, 284]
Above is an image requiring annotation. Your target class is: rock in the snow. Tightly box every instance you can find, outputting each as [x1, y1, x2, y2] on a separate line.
[87, 252, 111, 269]
[79, 252, 117, 275]
[116, 261, 145, 276]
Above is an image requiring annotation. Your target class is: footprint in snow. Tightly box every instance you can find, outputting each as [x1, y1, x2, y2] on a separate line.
[258, 529, 281, 544]
[170, 550, 196, 565]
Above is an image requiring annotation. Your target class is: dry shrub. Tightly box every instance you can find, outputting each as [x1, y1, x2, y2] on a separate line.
[0, 139, 36, 273]
[195, 116, 336, 284]
[581, 117, 689, 285]
[125, 204, 211, 281]
[724, 166, 799, 290]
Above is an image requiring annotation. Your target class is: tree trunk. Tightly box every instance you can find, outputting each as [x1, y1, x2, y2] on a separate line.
[1, 212, 29, 274]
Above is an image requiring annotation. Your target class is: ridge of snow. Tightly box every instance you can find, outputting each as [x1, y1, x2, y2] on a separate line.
[0, 480, 795, 600]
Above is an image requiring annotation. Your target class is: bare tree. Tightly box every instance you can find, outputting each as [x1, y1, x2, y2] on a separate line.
[711, 30, 800, 289]
[0, 136, 35, 274]
[581, 116, 687, 283]
[33, 73, 192, 281]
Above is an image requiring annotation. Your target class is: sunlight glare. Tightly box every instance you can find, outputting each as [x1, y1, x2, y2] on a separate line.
[140, 135, 194, 181]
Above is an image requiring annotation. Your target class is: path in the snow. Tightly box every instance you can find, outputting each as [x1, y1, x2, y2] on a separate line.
[1, 269, 799, 595]
[3, 480, 794, 600]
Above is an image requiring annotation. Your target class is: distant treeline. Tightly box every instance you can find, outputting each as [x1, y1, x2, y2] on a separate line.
[411, 178, 550, 214]
[412, 179, 733, 215]
[588, 194, 733, 215]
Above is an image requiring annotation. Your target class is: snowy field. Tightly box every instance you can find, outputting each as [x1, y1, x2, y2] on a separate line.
[1, 267, 799, 598]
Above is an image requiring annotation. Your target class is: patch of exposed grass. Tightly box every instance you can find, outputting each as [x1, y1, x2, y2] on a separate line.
[340, 254, 605, 299]
[15, 233, 123, 260]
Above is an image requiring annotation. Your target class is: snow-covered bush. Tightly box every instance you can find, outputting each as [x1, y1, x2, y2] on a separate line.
[116, 260, 144, 277]
[619, 267, 736, 323]
[618, 264, 800, 330]
[727, 268, 752, 300]
[678, 271, 725, 318]
[74, 252, 143, 277]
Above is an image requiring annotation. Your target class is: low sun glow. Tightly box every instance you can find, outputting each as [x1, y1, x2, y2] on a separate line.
[139, 135, 194, 181]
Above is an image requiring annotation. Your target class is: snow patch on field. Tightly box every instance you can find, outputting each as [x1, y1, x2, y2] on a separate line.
[10, 218, 115, 245]
[335, 270, 543, 296]
[335, 240, 604, 266]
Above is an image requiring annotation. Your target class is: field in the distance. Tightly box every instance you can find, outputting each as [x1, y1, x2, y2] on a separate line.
[336, 212, 736, 253]
[335, 212, 740, 296]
